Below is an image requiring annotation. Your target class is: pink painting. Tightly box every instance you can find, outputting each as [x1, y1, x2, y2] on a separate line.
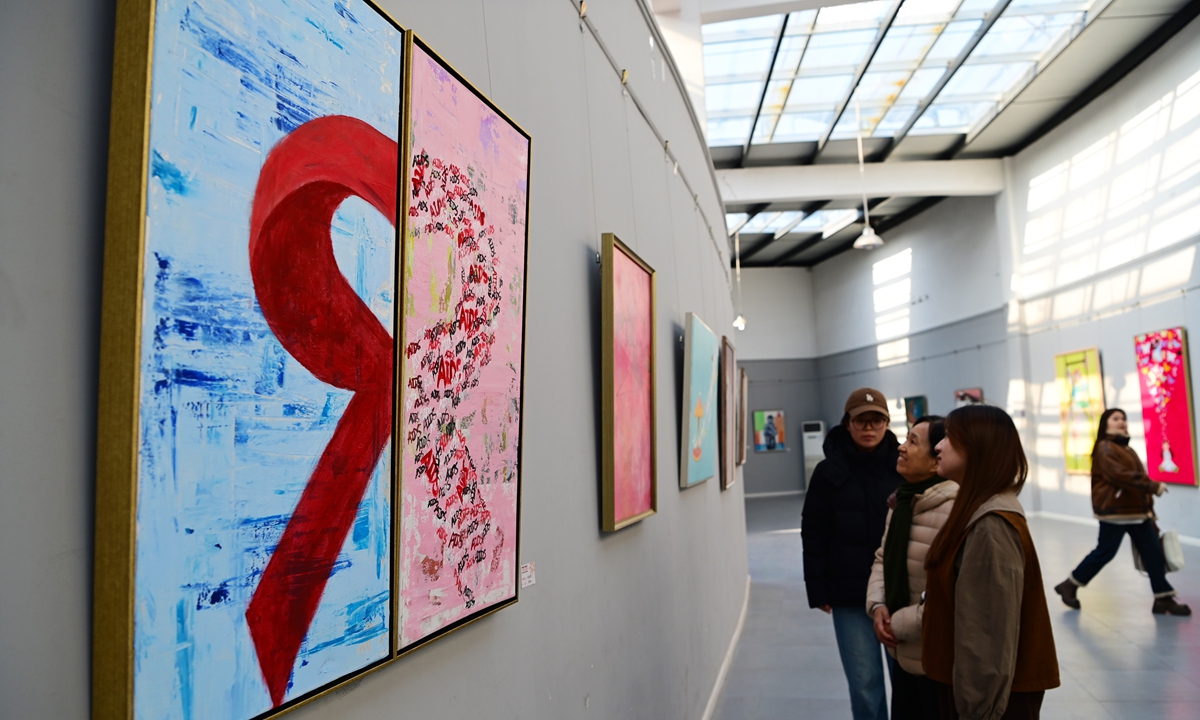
[612, 246, 655, 524]
[1135, 328, 1197, 486]
[399, 40, 530, 649]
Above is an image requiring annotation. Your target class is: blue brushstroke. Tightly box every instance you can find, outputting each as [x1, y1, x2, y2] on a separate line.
[175, 599, 194, 720]
[151, 150, 192, 196]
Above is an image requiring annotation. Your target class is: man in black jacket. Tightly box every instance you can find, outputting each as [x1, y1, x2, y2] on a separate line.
[802, 388, 901, 720]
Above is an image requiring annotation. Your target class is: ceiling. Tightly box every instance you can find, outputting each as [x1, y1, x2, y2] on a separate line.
[703, 0, 1200, 267]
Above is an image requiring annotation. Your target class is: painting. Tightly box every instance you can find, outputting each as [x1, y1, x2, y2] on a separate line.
[754, 410, 787, 452]
[1055, 348, 1105, 475]
[1135, 328, 1197, 485]
[93, 1, 406, 718]
[398, 37, 530, 651]
[601, 233, 657, 531]
[681, 313, 720, 487]
[737, 368, 749, 466]
[954, 388, 984, 407]
[904, 396, 928, 427]
[719, 337, 737, 490]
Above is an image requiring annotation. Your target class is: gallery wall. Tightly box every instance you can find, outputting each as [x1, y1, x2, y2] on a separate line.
[736, 267, 817, 361]
[0, 1, 749, 719]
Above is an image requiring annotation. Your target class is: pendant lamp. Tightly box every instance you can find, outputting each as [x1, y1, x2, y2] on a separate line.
[852, 102, 883, 250]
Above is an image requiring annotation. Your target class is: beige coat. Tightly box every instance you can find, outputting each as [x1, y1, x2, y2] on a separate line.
[865, 479, 958, 675]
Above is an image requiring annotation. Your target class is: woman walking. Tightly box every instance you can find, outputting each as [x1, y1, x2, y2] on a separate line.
[802, 388, 902, 720]
[866, 416, 957, 720]
[923, 405, 1060, 719]
[1054, 408, 1191, 615]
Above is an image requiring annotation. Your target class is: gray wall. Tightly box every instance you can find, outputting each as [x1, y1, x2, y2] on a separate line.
[739, 359, 819, 495]
[0, 1, 749, 719]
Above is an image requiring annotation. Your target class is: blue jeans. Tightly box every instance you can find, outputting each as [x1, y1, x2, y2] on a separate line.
[831, 607, 889, 720]
[1071, 519, 1175, 596]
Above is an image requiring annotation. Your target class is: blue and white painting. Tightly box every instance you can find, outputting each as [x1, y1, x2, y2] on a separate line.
[681, 313, 719, 487]
[133, 1, 402, 718]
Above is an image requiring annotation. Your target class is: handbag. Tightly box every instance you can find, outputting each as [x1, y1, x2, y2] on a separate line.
[1132, 528, 1185, 574]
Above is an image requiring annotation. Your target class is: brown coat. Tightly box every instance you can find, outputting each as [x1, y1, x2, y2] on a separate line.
[865, 479, 959, 675]
[1091, 438, 1156, 521]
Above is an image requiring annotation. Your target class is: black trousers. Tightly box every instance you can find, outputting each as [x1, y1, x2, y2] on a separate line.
[936, 683, 1044, 719]
[1070, 519, 1174, 595]
[891, 663, 939, 720]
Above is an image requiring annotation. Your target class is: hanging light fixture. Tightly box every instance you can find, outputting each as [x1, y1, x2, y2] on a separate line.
[852, 102, 884, 250]
[733, 231, 747, 330]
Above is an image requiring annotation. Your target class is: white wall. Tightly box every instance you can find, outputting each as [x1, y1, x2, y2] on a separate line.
[736, 267, 817, 359]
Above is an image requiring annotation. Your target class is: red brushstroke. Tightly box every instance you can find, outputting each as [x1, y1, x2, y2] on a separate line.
[244, 115, 397, 708]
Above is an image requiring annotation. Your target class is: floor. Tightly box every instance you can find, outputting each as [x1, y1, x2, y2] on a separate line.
[712, 494, 1200, 720]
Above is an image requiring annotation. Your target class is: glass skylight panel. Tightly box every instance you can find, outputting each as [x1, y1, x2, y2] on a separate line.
[876, 104, 919, 133]
[872, 23, 943, 68]
[911, 101, 994, 133]
[762, 211, 806, 234]
[970, 13, 1083, 61]
[814, 1, 890, 31]
[702, 14, 784, 43]
[707, 81, 768, 116]
[795, 209, 859, 233]
[704, 39, 777, 82]
[896, 0, 962, 22]
[707, 116, 755, 146]
[726, 213, 750, 234]
[739, 211, 782, 234]
[771, 111, 836, 142]
[786, 75, 856, 110]
[800, 29, 879, 71]
[925, 20, 982, 61]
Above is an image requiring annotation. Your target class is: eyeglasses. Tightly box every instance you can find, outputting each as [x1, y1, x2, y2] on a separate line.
[850, 415, 888, 430]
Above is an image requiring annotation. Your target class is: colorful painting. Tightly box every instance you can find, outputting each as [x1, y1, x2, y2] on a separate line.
[1055, 348, 1105, 475]
[719, 337, 737, 490]
[737, 368, 749, 466]
[398, 38, 530, 651]
[904, 396, 928, 427]
[1135, 328, 1197, 485]
[602, 233, 657, 531]
[681, 313, 720, 487]
[754, 410, 786, 452]
[95, 1, 406, 717]
[954, 388, 984, 407]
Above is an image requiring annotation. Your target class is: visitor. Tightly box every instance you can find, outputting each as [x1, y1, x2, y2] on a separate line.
[802, 388, 901, 720]
[922, 405, 1060, 719]
[1054, 408, 1191, 615]
[867, 416, 957, 720]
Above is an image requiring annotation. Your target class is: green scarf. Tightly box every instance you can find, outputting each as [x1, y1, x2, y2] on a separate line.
[883, 476, 943, 613]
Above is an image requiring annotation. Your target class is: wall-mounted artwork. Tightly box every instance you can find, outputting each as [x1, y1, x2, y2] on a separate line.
[904, 396, 928, 427]
[954, 388, 984, 407]
[1135, 328, 1197, 486]
[398, 36, 530, 652]
[94, 1, 406, 717]
[737, 369, 749, 466]
[754, 410, 787, 452]
[681, 313, 720, 487]
[1055, 348, 1105, 475]
[601, 233, 657, 531]
[719, 337, 737, 490]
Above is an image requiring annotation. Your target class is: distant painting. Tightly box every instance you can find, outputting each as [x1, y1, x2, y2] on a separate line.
[1055, 348, 1105, 475]
[681, 313, 720, 487]
[719, 337, 737, 490]
[904, 396, 928, 427]
[954, 388, 984, 407]
[737, 369, 749, 466]
[1135, 328, 1197, 485]
[602, 233, 657, 531]
[754, 410, 786, 452]
[398, 38, 530, 650]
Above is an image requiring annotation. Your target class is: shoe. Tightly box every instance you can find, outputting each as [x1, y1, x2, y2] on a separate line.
[1054, 580, 1081, 609]
[1152, 597, 1192, 616]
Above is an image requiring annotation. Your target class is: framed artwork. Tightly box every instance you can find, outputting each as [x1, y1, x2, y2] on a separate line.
[94, 7, 528, 718]
[601, 232, 657, 531]
[754, 410, 787, 452]
[1055, 348, 1105, 475]
[681, 313, 720, 487]
[1135, 328, 1197, 485]
[904, 396, 928, 427]
[954, 388, 984, 407]
[737, 368, 749, 466]
[719, 337, 737, 490]
[398, 36, 530, 652]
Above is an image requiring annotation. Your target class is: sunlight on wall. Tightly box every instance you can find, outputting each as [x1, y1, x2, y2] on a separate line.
[877, 338, 910, 368]
[873, 248, 912, 342]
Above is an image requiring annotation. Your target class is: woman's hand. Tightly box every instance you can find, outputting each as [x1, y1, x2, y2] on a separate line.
[872, 606, 897, 648]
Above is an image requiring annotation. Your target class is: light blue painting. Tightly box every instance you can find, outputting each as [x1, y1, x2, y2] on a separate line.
[681, 313, 720, 487]
[133, 1, 402, 718]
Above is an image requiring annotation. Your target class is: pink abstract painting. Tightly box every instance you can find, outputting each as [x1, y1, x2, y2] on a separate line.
[612, 246, 654, 524]
[399, 40, 530, 649]
[1135, 328, 1197, 485]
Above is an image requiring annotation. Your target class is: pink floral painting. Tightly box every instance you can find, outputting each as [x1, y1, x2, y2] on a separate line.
[1135, 328, 1197, 486]
[399, 41, 529, 649]
[612, 246, 654, 524]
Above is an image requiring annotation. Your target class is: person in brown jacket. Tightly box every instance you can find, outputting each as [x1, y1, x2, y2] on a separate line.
[867, 415, 958, 720]
[1053, 408, 1192, 615]
[923, 405, 1059, 720]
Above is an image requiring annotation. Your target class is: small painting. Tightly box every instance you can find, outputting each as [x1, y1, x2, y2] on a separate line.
[904, 396, 928, 427]
[1135, 328, 1197, 485]
[1055, 348, 1105, 474]
[719, 337, 737, 490]
[754, 410, 786, 452]
[737, 368, 749, 466]
[681, 313, 720, 487]
[954, 388, 984, 407]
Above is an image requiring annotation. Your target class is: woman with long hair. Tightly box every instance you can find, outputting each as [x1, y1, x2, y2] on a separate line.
[922, 405, 1059, 719]
[1053, 408, 1191, 615]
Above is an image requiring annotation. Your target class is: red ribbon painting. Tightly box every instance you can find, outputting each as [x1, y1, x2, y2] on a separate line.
[245, 115, 397, 707]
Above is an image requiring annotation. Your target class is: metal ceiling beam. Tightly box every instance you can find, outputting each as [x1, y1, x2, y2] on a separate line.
[742, 14, 791, 167]
[879, 0, 1014, 161]
[716, 158, 1004, 204]
[801, 197, 946, 266]
[813, 0, 904, 157]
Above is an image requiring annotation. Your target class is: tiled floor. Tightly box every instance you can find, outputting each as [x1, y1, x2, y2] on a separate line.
[713, 494, 1200, 719]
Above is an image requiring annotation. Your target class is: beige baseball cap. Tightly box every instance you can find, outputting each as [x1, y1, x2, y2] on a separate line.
[845, 388, 889, 418]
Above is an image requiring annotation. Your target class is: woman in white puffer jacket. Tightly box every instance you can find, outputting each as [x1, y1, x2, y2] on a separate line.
[865, 415, 958, 720]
